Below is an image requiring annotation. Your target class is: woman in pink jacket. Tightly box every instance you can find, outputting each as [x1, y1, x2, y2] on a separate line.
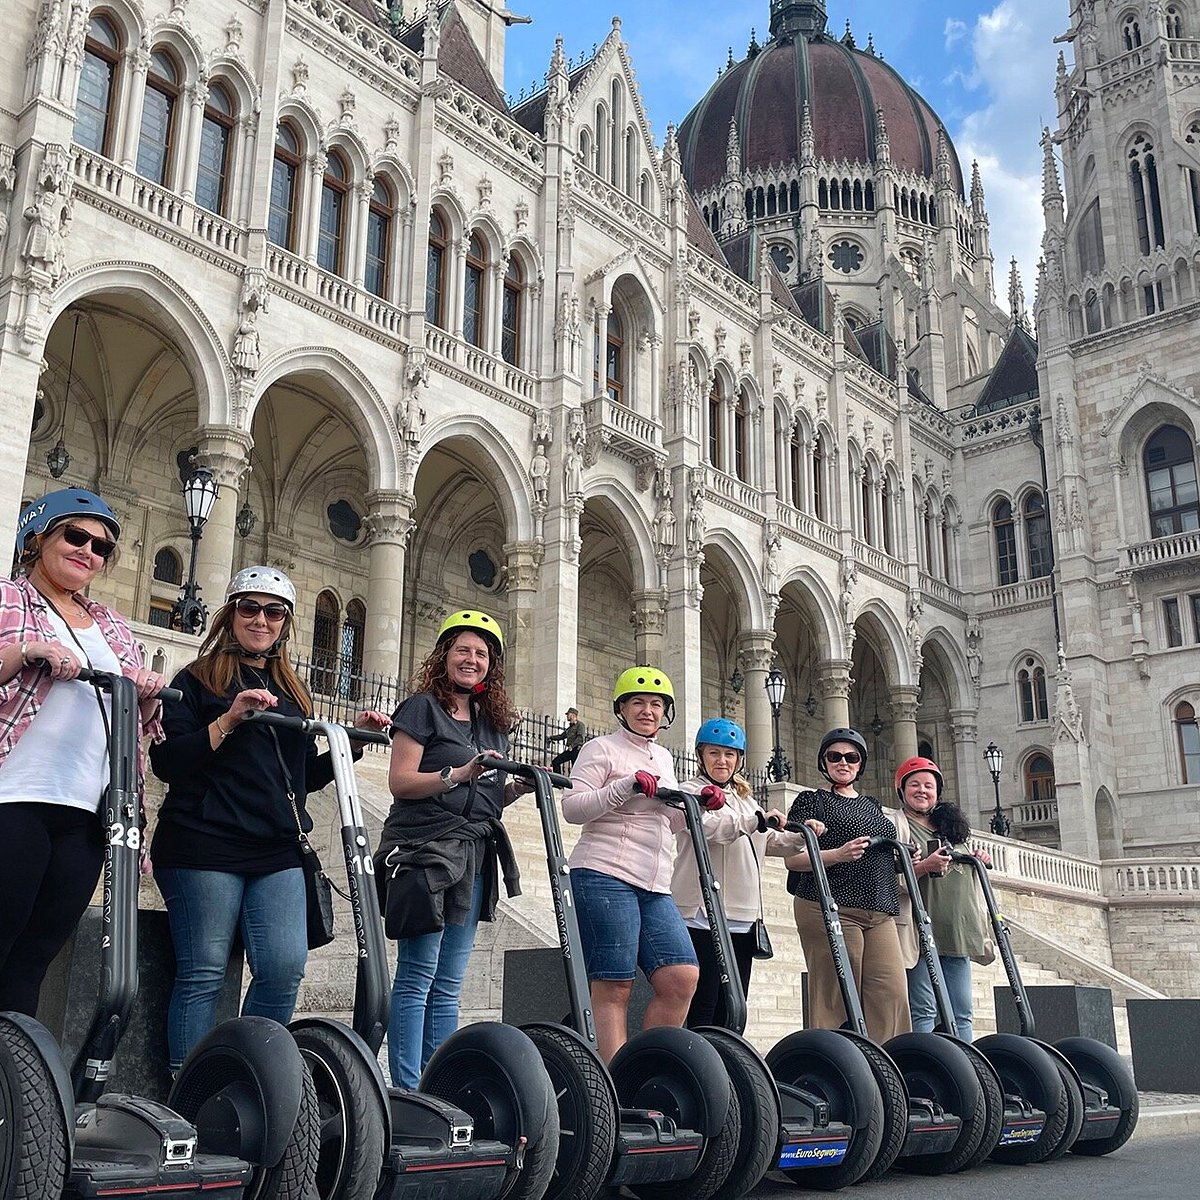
[563, 666, 703, 1062]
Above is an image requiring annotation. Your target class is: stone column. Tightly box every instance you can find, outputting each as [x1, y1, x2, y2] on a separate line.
[948, 708, 980, 818]
[503, 539, 544, 711]
[816, 658, 853, 730]
[0, 350, 49, 537]
[648, 335, 662, 425]
[193, 428, 252, 626]
[352, 182, 372, 289]
[630, 588, 667, 665]
[890, 683, 921, 764]
[120, 49, 151, 169]
[363, 490, 414, 679]
[738, 630, 777, 776]
[177, 84, 206, 201]
[304, 154, 325, 263]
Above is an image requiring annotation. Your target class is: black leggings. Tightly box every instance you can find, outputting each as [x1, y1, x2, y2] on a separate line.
[0, 802, 104, 1015]
[685, 925, 756, 1030]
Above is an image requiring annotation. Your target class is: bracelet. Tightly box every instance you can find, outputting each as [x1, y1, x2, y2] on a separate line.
[215, 715, 233, 742]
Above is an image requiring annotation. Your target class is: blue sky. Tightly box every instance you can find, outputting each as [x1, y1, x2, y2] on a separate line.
[501, 1, 1066, 307]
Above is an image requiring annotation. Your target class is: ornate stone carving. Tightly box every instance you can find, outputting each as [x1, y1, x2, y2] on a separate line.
[232, 271, 268, 375]
[1053, 645, 1087, 743]
[763, 520, 781, 595]
[530, 443, 550, 512]
[291, 58, 309, 94]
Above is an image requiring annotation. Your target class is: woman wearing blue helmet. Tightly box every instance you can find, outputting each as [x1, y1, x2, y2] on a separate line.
[672, 717, 822, 1029]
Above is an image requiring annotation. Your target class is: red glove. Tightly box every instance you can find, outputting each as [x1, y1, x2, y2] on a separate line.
[633, 771, 659, 797]
[699, 784, 725, 811]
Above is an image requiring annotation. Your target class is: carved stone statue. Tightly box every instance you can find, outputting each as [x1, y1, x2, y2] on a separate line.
[653, 502, 676, 558]
[530, 442, 550, 508]
[563, 444, 583, 499]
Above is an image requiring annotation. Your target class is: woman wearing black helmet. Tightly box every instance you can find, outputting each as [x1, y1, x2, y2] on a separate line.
[783, 727, 912, 1041]
[0, 489, 167, 1015]
[149, 566, 389, 1074]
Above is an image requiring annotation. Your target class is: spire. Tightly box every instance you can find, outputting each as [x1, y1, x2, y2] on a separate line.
[1041, 126, 1064, 231]
[549, 34, 567, 81]
[970, 160, 984, 209]
[1008, 258, 1030, 332]
[748, 27, 760, 57]
[800, 102, 815, 166]
[935, 128, 952, 191]
[769, 0, 828, 41]
[873, 107, 890, 167]
[842, 19, 856, 47]
[725, 118, 741, 179]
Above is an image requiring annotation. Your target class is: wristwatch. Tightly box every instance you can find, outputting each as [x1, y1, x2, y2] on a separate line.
[439, 765, 455, 792]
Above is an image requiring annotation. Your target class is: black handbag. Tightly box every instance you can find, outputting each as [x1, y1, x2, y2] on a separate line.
[750, 917, 774, 961]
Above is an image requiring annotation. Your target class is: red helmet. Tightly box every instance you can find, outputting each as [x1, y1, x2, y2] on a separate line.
[895, 756, 943, 799]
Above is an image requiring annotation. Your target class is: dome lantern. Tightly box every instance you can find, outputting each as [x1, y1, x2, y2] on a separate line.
[770, 0, 828, 41]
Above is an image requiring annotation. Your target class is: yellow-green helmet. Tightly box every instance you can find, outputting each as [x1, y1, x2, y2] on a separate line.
[612, 665, 675, 727]
[436, 609, 504, 657]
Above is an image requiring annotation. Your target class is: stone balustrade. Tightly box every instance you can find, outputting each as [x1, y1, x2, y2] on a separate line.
[1124, 527, 1200, 571]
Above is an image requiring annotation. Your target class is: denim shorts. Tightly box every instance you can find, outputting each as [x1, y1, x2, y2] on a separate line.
[570, 867, 698, 981]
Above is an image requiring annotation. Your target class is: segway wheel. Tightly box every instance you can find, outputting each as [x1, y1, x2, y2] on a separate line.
[290, 1024, 386, 1200]
[420, 1023, 559, 1200]
[766, 1029, 885, 1190]
[0, 1020, 70, 1200]
[944, 1039, 1004, 1172]
[975, 1033, 1066, 1165]
[838, 1035, 908, 1182]
[522, 1024, 616, 1200]
[1055, 1037, 1139, 1157]
[246, 1061, 320, 1200]
[1041, 1059, 1085, 1162]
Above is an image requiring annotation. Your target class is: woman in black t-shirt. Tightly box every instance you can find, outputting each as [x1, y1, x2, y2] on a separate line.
[784, 727, 912, 1041]
[377, 610, 528, 1088]
[150, 566, 388, 1073]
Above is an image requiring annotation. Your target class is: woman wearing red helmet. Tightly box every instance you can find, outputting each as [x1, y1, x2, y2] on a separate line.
[890, 756, 994, 1041]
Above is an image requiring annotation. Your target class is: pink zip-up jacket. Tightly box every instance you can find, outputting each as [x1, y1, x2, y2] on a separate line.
[563, 727, 684, 893]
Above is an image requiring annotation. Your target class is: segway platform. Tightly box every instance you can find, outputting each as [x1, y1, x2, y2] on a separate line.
[607, 1109, 703, 1185]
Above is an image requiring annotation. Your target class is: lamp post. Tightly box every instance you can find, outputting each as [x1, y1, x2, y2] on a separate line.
[765, 665, 790, 782]
[171, 465, 219, 636]
[985, 741, 1010, 836]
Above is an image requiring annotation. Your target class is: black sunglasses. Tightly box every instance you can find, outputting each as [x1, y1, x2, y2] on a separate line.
[235, 598, 290, 622]
[824, 750, 862, 764]
[60, 524, 117, 560]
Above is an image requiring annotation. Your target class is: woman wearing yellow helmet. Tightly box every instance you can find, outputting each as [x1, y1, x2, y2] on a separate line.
[561, 666, 698, 1063]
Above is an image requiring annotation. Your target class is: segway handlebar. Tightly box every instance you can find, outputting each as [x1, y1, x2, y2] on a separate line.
[242, 708, 392, 744]
[488, 758, 573, 790]
[76, 665, 183, 705]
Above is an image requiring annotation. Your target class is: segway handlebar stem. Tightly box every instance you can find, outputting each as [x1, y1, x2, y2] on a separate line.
[77, 665, 183, 705]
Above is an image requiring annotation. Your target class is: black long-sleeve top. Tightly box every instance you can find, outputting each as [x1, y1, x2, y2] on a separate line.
[149, 667, 336, 874]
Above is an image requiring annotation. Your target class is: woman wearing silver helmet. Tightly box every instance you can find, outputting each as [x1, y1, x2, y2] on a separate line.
[0, 489, 167, 1015]
[149, 565, 388, 1073]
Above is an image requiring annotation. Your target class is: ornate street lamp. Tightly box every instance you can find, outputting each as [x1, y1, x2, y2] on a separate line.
[236, 499, 257, 539]
[729, 666, 744, 694]
[765, 665, 791, 782]
[171, 465, 219, 635]
[985, 740, 1010, 836]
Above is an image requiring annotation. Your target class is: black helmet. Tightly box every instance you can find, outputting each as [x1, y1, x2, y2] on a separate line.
[817, 727, 868, 782]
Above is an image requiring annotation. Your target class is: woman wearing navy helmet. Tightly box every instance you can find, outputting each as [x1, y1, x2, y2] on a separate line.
[376, 610, 529, 1088]
[782, 727, 913, 1041]
[672, 718, 823, 1029]
[149, 565, 389, 1073]
[0, 489, 167, 1014]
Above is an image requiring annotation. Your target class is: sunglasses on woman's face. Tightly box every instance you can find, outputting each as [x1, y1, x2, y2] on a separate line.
[235, 598, 289, 622]
[59, 524, 117, 560]
[824, 751, 861, 764]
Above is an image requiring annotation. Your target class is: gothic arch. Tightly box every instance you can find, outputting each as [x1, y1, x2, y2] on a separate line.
[920, 626, 973, 710]
[855, 600, 914, 687]
[580, 475, 657, 589]
[777, 565, 843, 660]
[702, 530, 768, 629]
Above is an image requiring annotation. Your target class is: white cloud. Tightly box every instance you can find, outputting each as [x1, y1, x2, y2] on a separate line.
[944, 18, 969, 50]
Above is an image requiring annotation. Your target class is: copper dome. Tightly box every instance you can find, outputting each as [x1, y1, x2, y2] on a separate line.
[678, 3, 964, 199]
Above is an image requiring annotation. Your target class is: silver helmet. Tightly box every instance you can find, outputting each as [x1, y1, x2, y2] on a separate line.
[225, 565, 296, 610]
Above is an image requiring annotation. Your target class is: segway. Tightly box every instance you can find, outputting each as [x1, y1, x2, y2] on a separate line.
[491, 759, 737, 1200]
[243, 711, 560, 1200]
[0, 669, 318, 1200]
[652, 783, 887, 1193]
[792, 822, 990, 1177]
[950, 849, 1139, 1157]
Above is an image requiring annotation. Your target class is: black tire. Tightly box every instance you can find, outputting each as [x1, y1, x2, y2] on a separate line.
[633, 1079, 742, 1200]
[945, 1039, 1004, 1172]
[420, 1024, 559, 1200]
[246, 1060, 320, 1200]
[884, 1032, 987, 1175]
[975, 1034, 1066, 1166]
[0, 1020, 70, 1200]
[1042, 1059, 1085, 1163]
[1055, 1037, 1139, 1157]
[291, 1024, 386, 1200]
[766, 1029, 885, 1190]
[522, 1024, 616, 1200]
[837, 1034, 908, 1182]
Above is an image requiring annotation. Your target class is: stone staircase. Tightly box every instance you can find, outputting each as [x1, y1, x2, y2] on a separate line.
[296, 757, 1137, 1058]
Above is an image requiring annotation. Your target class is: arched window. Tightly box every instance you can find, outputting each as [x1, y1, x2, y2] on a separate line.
[1167, 5, 1185, 38]
[136, 49, 181, 185]
[733, 388, 750, 481]
[74, 14, 121, 154]
[196, 81, 235, 215]
[317, 150, 349, 274]
[501, 258, 523, 366]
[1017, 657, 1049, 723]
[624, 126, 636, 197]
[881, 476, 894, 555]
[152, 547, 182, 584]
[1176, 701, 1200, 782]
[789, 426, 804, 508]
[1023, 491, 1052, 578]
[861, 469, 873, 543]
[1144, 424, 1200, 536]
[708, 381, 723, 469]
[341, 599, 366, 699]
[605, 310, 624, 403]
[268, 122, 301, 250]
[941, 513, 953, 582]
[464, 233, 487, 348]
[994, 501, 1018, 584]
[426, 208, 448, 327]
[1122, 13, 1142, 49]
[365, 177, 393, 298]
[1128, 134, 1165, 253]
[639, 171, 652, 209]
[813, 438, 825, 521]
[1024, 753, 1057, 804]
[595, 101, 609, 178]
[579, 127, 593, 170]
[311, 590, 339, 694]
[923, 504, 936, 572]
[610, 80, 622, 187]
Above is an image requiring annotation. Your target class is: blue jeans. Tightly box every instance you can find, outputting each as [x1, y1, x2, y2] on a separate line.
[907, 954, 975, 1041]
[156, 866, 308, 1070]
[388, 872, 484, 1088]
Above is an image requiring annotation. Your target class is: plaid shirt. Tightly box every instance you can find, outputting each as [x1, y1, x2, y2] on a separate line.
[0, 574, 164, 766]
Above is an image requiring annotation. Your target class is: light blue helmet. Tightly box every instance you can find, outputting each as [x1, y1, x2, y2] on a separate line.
[16, 489, 121, 557]
[695, 717, 747, 754]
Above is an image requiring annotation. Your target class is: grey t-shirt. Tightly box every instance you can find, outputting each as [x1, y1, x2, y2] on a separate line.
[381, 691, 509, 845]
